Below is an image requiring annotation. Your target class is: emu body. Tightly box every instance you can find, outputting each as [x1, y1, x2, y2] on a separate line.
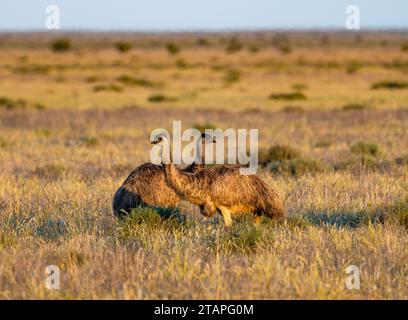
[112, 133, 214, 218]
[153, 134, 285, 226]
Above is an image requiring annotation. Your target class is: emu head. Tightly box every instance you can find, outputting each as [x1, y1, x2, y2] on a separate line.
[200, 132, 217, 144]
[150, 133, 168, 145]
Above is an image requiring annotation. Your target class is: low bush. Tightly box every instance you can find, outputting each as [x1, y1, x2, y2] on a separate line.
[350, 141, 380, 157]
[371, 81, 408, 90]
[50, 38, 71, 52]
[165, 42, 181, 55]
[93, 84, 123, 92]
[225, 37, 243, 53]
[342, 103, 370, 111]
[223, 69, 241, 83]
[259, 145, 327, 177]
[0, 97, 45, 110]
[387, 198, 408, 229]
[117, 75, 162, 88]
[269, 92, 306, 101]
[148, 94, 175, 103]
[281, 105, 305, 113]
[78, 135, 99, 147]
[114, 41, 132, 53]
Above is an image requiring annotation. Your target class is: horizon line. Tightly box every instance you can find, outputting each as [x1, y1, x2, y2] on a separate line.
[1, 26, 408, 34]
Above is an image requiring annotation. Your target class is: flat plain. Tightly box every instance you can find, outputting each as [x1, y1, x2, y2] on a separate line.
[0, 31, 407, 299]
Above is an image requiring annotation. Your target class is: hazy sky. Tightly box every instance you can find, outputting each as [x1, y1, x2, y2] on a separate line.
[1, 0, 407, 31]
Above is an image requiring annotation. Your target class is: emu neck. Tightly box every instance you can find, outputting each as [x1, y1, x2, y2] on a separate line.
[161, 138, 172, 164]
[163, 165, 203, 205]
[161, 137, 204, 204]
[193, 138, 206, 169]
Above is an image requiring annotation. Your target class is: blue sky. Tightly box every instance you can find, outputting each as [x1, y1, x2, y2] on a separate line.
[1, 0, 407, 31]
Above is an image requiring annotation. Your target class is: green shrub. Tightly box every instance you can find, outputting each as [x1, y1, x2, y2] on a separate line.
[269, 92, 306, 101]
[291, 83, 308, 91]
[342, 103, 370, 111]
[34, 103, 47, 110]
[175, 58, 188, 68]
[271, 157, 329, 177]
[148, 94, 175, 103]
[11, 64, 50, 75]
[334, 154, 389, 172]
[85, 76, 99, 83]
[225, 37, 243, 53]
[284, 215, 314, 229]
[196, 38, 210, 47]
[260, 145, 328, 177]
[114, 41, 132, 53]
[272, 35, 292, 54]
[0, 234, 17, 249]
[0, 137, 8, 148]
[165, 42, 181, 55]
[314, 139, 332, 148]
[260, 145, 300, 165]
[128, 207, 176, 224]
[387, 198, 408, 229]
[401, 42, 408, 52]
[248, 45, 260, 53]
[116, 75, 162, 88]
[35, 128, 52, 137]
[93, 84, 123, 92]
[346, 61, 362, 74]
[79, 135, 99, 147]
[371, 80, 408, 90]
[0, 97, 44, 110]
[281, 105, 305, 113]
[118, 206, 183, 237]
[350, 141, 380, 157]
[384, 60, 408, 72]
[0, 97, 26, 109]
[50, 38, 71, 52]
[276, 43, 292, 54]
[223, 69, 241, 83]
[206, 217, 266, 254]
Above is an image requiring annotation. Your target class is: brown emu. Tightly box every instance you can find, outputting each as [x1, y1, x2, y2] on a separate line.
[112, 133, 215, 218]
[151, 133, 285, 227]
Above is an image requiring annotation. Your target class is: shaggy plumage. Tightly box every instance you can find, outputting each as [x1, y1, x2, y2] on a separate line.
[153, 134, 285, 226]
[112, 133, 214, 218]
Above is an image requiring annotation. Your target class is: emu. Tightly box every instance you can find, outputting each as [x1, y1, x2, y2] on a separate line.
[112, 133, 215, 218]
[151, 133, 285, 227]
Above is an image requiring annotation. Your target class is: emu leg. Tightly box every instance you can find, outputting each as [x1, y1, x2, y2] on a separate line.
[199, 201, 217, 217]
[218, 206, 233, 227]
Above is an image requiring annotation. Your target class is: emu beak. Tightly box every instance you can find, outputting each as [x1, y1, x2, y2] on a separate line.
[151, 136, 163, 144]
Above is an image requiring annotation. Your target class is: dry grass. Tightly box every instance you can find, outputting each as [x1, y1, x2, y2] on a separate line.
[0, 31, 407, 299]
